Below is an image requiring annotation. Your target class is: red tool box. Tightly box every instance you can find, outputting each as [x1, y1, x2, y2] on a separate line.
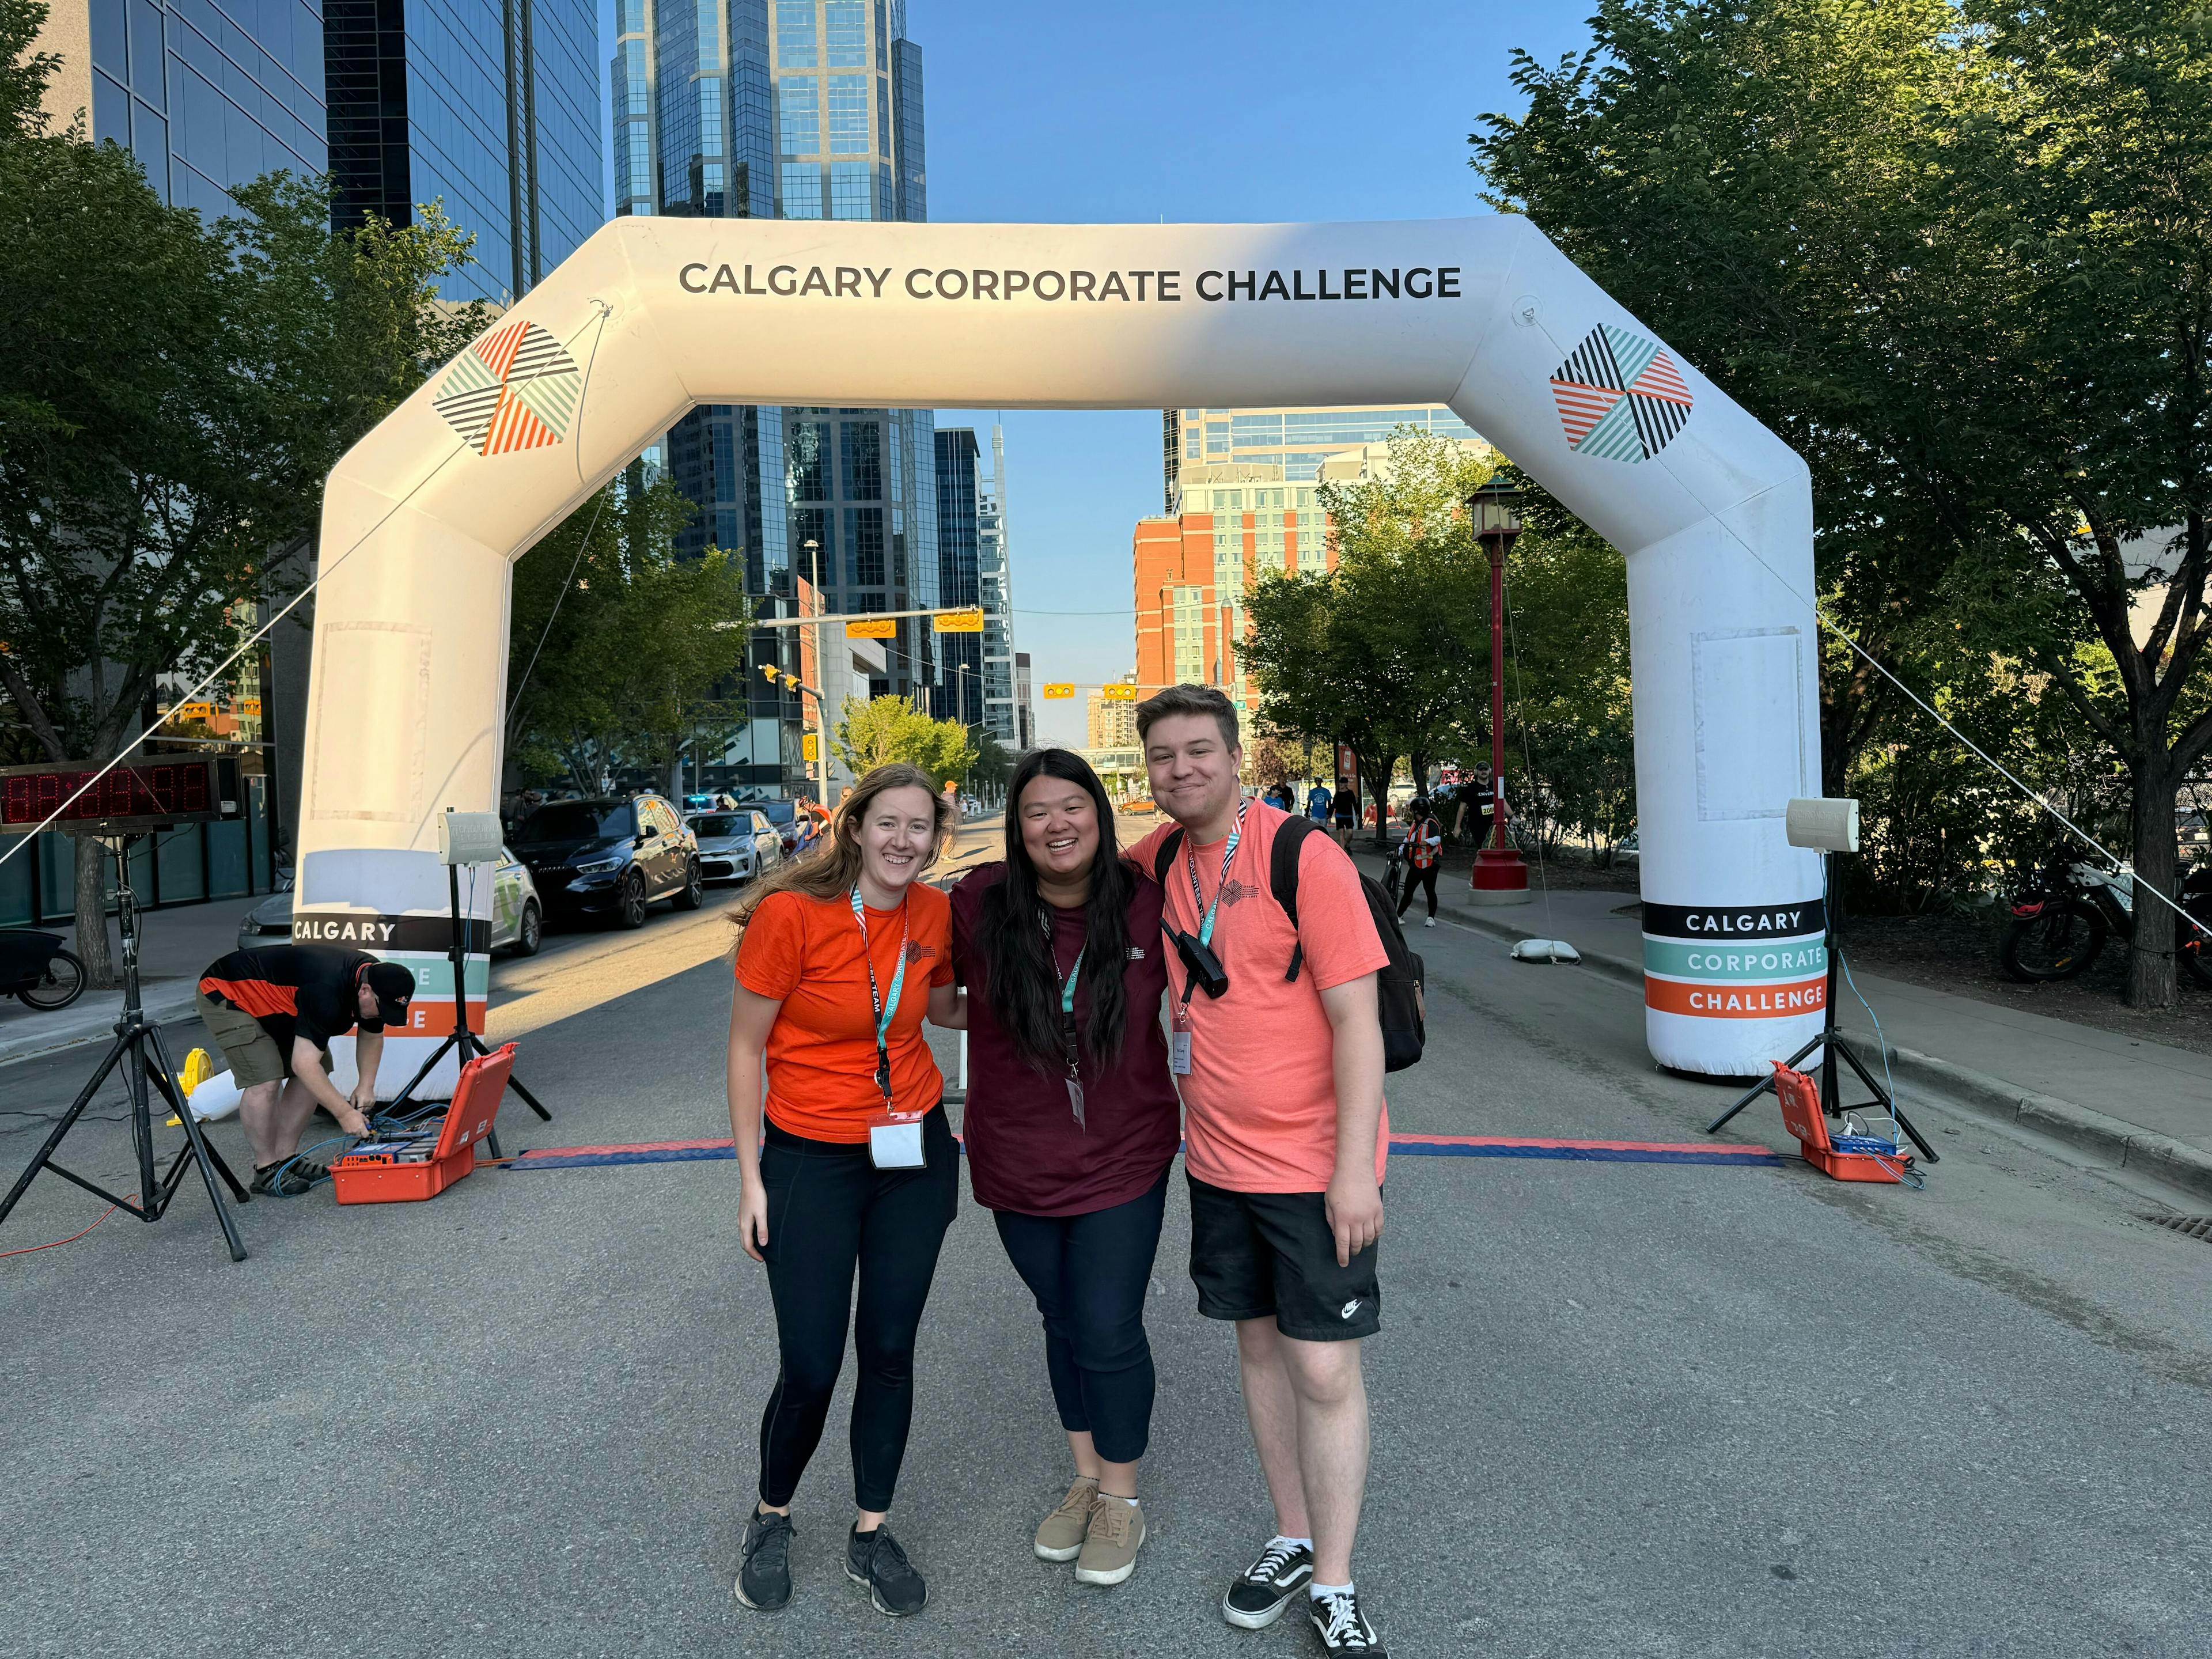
[331, 1043, 516, 1205]
[1771, 1059, 1907, 1183]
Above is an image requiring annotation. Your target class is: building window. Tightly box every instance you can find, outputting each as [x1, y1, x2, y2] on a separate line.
[789, 506, 831, 584]
[826, 74, 870, 154]
[1206, 423, 1230, 456]
[780, 161, 823, 217]
[841, 420, 882, 499]
[825, 1, 868, 66]
[776, 0, 817, 66]
[778, 76, 819, 153]
[829, 161, 873, 219]
[847, 507, 886, 585]
[787, 422, 829, 499]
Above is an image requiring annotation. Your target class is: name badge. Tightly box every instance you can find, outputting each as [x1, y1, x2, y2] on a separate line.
[868, 1113, 926, 1169]
[1170, 1030, 1192, 1076]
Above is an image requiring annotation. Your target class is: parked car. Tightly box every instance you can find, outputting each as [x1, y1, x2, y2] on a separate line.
[755, 799, 816, 859]
[688, 808, 783, 884]
[236, 852, 546, 957]
[683, 791, 739, 815]
[507, 794, 703, 930]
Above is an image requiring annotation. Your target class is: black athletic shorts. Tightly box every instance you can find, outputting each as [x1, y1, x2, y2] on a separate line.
[1187, 1173, 1381, 1341]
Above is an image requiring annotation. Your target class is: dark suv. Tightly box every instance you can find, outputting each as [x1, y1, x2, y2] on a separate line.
[507, 794, 704, 929]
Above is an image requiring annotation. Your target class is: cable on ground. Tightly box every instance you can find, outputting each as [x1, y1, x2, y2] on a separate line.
[0, 1193, 137, 1258]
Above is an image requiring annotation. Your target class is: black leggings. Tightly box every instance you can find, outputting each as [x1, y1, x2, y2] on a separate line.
[991, 1171, 1168, 1466]
[1397, 861, 1440, 918]
[756, 1107, 959, 1512]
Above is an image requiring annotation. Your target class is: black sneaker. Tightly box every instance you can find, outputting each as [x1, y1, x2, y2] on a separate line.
[734, 1509, 794, 1611]
[846, 1522, 927, 1617]
[1222, 1536, 1314, 1628]
[1308, 1585, 1388, 1656]
[249, 1161, 316, 1198]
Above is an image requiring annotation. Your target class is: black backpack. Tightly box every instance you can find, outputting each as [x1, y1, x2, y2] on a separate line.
[1153, 815, 1426, 1071]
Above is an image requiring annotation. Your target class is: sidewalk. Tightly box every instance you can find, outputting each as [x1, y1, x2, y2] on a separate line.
[1362, 855, 2212, 1204]
[0, 895, 264, 1068]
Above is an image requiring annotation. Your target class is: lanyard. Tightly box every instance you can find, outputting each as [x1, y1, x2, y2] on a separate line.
[850, 887, 910, 1108]
[1040, 907, 1084, 1077]
[1184, 799, 1249, 949]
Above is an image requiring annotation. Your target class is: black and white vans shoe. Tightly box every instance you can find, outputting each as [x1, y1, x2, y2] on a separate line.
[1221, 1536, 1314, 1628]
[1308, 1585, 1388, 1656]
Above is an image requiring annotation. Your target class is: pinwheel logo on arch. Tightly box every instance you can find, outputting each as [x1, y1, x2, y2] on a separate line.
[433, 320, 582, 457]
[1550, 325, 1693, 463]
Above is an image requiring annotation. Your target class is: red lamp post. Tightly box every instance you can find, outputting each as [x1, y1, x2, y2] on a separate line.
[1468, 479, 1531, 905]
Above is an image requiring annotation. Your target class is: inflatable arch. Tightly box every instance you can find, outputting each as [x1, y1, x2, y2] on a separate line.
[297, 216, 1823, 1090]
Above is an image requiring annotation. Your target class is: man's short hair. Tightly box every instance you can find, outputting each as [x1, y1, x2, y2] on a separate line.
[1135, 683, 1240, 751]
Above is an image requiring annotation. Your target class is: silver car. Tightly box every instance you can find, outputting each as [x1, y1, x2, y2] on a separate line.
[236, 849, 544, 956]
[688, 809, 783, 884]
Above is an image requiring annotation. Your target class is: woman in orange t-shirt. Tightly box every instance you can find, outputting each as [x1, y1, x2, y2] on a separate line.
[725, 762, 963, 1619]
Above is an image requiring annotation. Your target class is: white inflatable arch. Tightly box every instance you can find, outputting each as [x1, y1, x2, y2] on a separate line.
[298, 216, 1824, 1088]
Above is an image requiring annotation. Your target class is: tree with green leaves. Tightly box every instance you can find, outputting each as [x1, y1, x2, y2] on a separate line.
[1476, 0, 2212, 1007]
[831, 694, 978, 788]
[505, 476, 750, 794]
[0, 2, 486, 981]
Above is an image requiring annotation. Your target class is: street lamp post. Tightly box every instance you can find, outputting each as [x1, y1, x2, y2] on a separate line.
[802, 539, 828, 805]
[1468, 479, 1532, 906]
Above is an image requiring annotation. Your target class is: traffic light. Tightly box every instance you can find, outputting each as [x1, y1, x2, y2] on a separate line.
[760, 663, 778, 684]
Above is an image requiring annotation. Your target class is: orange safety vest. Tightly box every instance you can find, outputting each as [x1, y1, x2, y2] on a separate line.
[1408, 822, 1441, 869]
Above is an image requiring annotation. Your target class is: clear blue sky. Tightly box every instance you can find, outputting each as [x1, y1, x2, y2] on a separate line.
[600, 1, 1598, 744]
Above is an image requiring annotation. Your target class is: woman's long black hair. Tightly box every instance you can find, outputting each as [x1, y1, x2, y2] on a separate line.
[975, 748, 1136, 1076]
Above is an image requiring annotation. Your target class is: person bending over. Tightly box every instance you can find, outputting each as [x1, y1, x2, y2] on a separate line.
[194, 945, 415, 1196]
[950, 748, 1179, 1590]
[726, 763, 963, 1620]
[1133, 684, 1392, 1658]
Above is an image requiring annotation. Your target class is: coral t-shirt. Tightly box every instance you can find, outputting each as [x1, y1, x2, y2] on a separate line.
[734, 884, 955, 1142]
[1130, 802, 1389, 1193]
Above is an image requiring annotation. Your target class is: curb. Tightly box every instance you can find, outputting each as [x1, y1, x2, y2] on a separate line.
[0, 983, 203, 1070]
[1367, 857, 2212, 1207]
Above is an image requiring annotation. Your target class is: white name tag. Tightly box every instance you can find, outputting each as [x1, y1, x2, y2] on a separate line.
[869, 1119, 926, 1169]
[1170, 1030, 1192, 1075]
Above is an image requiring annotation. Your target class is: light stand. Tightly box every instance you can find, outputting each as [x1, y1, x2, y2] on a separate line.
[384, 812, 551, 1153]
[0, 834, 251, 1260]
[1706, 798, 1940, 1163]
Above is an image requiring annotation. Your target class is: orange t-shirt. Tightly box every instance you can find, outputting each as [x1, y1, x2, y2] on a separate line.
[1131, 802, 1390, 1192]
[734, 884, 955, 1142]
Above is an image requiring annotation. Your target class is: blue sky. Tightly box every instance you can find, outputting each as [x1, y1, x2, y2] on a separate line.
[601, 1, 1599, 744]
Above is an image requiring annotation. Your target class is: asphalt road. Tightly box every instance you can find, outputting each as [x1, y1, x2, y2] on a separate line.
[3, 820, 2209, 1657]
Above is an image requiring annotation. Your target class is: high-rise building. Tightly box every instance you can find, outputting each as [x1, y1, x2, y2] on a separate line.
[1013, 653, 1034, 752]
[1086, 678, 1137, 749]
[613, 0, 936, 793]
[972, 425, 1019, 748]
[324, 0, 601, 304]
[1160, 404, 1484, 513]
[932, 425, 983, 728]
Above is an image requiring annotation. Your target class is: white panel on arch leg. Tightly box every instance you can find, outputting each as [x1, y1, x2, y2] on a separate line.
[310, 623, 431, 823]
[1692, 628, 1805, 821]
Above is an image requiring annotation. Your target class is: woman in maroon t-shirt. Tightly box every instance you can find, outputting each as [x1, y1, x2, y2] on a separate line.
[950, 748, 1179, 1589]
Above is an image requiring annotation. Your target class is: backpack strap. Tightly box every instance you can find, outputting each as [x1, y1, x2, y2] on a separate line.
[1152, 827, 1185, 889]
[1270, 815, 1319, 982]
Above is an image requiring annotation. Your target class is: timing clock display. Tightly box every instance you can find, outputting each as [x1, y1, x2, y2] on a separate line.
[0, 759, 233, 832]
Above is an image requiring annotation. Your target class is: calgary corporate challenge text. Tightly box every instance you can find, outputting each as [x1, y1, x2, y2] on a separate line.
[676, 264, 1464, 304]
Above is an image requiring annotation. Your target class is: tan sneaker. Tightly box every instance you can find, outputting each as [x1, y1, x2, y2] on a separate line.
[1074, 1495, 1145, 1586]
[1033, 1476, 1099, 1562]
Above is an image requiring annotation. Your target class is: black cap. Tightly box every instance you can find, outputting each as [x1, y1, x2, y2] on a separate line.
[362, 961, 416, 1025]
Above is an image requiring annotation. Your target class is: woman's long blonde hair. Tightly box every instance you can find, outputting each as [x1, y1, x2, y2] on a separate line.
[732, 762, 960, 928]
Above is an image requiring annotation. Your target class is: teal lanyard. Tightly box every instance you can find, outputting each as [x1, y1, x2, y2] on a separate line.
[850, 888, 910, 1105]
[1041, 907, 1084, 1080]
[1040, 908, 1084, 1013]
[1184, 800, 1250, 948]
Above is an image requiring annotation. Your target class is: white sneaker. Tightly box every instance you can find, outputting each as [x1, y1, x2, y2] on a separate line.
[1423, 916, 1435, 928]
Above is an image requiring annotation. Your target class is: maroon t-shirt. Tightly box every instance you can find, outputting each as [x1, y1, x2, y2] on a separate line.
[950, 862, 1181, 1216]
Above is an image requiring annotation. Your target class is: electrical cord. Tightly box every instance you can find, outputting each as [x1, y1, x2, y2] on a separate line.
[0, 1193, 137, 1258]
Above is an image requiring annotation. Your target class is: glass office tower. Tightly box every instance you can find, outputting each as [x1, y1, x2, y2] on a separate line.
[1160, 404, 1485, 513]
[324, 0, 601, 304]
[612, 0, 936, 794]
[933, 427, 981, 728]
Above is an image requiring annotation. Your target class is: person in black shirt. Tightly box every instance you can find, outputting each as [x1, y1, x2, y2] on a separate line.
[194, 945, 415, 1195]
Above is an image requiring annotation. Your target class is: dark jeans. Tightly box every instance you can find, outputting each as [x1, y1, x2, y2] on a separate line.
[1397, 861, 1440, 919]
[757, 1107, 959, 1512]
[991, 1171, 1169, 1466]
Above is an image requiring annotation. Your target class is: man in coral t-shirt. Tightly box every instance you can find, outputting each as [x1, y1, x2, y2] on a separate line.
[1129, 685, 1391, 1659]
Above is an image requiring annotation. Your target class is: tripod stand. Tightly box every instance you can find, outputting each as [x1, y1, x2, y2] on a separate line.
[383, 859, 550, 1156]
[0, 835, 251, 1261]
[1706, 853, 1940, 1164]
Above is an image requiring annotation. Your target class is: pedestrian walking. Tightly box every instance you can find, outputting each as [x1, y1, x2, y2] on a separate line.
[1395, 801, 1442, 929]
[1305, 782, 1334, 825]
[1132, 684, 1393, 1657]
[949, 748, 1180, 1590]
[1329, 783, 1357, 850]
[725, 762, 964, 1619]
[1452, 760, 1492, 850]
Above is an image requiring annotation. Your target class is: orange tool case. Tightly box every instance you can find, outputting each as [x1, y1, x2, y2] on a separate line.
[331, 1043, 516, 1205]
[1771, 1060, 1907, 1184]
